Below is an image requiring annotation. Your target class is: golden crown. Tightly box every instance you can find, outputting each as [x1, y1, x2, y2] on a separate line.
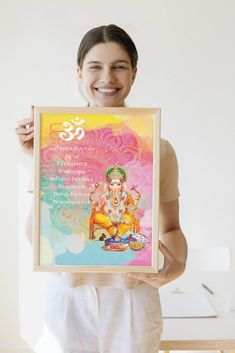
[105, 164, 127, 182]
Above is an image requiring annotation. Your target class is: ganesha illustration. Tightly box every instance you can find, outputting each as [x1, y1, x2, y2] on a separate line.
[89, 164, 146, 251]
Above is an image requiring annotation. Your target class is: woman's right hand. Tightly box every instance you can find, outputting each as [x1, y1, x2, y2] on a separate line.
[16, 105, 34, 157]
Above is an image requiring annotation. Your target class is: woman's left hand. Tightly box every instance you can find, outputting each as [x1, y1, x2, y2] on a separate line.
[124, 240, 186, 288]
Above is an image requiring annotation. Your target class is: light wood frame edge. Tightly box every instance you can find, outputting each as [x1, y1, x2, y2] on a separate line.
[33, 106, 161, 272]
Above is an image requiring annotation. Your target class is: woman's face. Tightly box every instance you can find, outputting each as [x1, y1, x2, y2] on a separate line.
[77, 42, 137, 107]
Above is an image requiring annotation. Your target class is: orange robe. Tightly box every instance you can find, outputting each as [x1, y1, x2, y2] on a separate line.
[93, 193, 135, 236]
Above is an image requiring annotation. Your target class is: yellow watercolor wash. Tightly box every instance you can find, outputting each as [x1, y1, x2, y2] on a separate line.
[40, 113, 154, 149]
[124, 115, 153, 137]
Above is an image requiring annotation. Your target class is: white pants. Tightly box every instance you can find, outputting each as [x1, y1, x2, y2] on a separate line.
[35, 274, 163, 353]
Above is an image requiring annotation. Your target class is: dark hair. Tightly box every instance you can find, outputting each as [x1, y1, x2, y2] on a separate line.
[77, 24, 138, 69]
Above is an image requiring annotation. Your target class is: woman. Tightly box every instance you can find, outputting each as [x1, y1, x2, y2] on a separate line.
[16, 24, 187, 353]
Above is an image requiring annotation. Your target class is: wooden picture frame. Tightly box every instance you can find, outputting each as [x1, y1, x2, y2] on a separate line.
[34, 107, 160, 272]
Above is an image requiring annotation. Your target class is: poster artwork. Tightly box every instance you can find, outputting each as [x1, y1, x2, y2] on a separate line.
[34, 107, 160, 272]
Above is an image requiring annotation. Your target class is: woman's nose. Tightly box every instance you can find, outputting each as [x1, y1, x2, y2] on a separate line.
[99, 68, 116, 84]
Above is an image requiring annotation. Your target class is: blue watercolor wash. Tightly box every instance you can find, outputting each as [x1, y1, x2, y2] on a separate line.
[55, 241, 135, 266]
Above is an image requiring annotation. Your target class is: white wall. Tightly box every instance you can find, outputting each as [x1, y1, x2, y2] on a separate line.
[1, 0, 235, 351]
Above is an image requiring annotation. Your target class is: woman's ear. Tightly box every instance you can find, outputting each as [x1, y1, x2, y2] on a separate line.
[77, 66, 82, 79]
[132, 67, 137, 84]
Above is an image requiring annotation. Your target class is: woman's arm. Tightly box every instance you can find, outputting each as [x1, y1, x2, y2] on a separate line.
[158, 199, 187, 284]
[15, 105, 34, 157]
[16, 106, 35, 245]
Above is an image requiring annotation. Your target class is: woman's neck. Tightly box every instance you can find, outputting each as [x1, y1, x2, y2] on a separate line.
[87, 102, 126, 108]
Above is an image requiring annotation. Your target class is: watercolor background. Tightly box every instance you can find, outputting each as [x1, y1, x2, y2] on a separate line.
[39, 113, 156, 267]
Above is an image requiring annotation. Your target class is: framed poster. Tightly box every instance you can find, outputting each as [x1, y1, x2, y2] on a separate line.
[34, 107, 160, 272]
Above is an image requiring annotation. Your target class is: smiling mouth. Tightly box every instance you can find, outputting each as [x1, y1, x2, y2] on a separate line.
[95, 87, 121, 96]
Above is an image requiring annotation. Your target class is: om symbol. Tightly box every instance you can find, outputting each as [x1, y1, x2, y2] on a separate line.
[59, 117, 85, 142]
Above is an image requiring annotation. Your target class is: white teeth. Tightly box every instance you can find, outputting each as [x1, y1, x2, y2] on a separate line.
[97, 88, 117, 93]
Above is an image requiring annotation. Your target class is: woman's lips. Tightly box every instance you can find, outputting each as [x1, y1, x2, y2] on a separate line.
[95, 87, 120, 96]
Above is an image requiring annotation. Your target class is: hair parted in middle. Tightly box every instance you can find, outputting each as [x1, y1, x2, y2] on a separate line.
[77, 24, 138, 70]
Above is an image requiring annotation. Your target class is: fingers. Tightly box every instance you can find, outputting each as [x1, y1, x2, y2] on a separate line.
[17, 117, 34, 128]
[15, 105, 35, 150]
[16, 105, 35, 135]
[16, 125, 34, 134]
[15, 125, 34, 142]
[125, 272, 162, 288]
[17, 105, 35, 128]
[125, 272, 156, 281]
[18, 131, 34, 142]
[125, 272, 143, 280]
[15, 106, 35, 156]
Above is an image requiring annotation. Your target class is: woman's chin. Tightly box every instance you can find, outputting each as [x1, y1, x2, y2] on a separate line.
[89, 96, 124, 108]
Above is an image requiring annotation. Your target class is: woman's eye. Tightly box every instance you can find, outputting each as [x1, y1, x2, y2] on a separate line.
[113, 66, 126, 70]
[90, 66, 102, 70]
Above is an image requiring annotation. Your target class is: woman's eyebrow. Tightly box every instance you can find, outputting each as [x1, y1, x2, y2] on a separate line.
[112, 60, 130, 64]
[86, 60, 130, 65]
[86, 61, 102, 64]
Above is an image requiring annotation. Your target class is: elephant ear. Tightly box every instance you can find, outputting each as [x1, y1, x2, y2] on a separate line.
[97, 181, 107, 194]
[91, 181, 107, 196]
[122, 182, 127, 191]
